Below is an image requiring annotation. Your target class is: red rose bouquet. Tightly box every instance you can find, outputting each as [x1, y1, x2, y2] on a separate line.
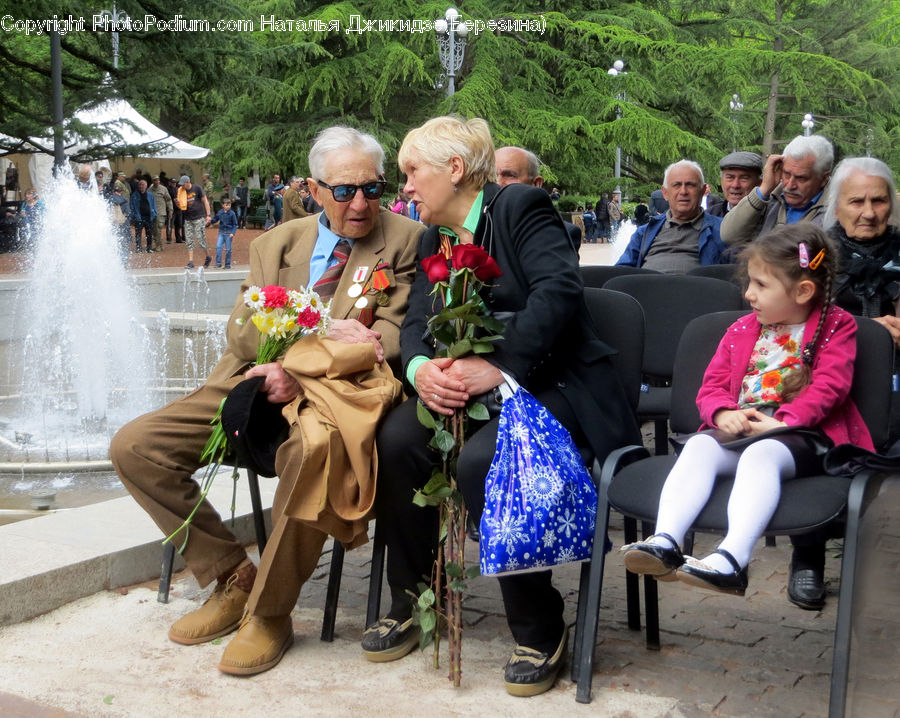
[412, 243, 504, 686]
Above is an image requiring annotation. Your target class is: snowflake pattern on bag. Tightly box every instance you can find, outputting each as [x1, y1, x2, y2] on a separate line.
[480, 386, 597, 576]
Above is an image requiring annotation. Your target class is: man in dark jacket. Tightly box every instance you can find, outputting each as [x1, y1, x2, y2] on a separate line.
[617, 160, 725, 273]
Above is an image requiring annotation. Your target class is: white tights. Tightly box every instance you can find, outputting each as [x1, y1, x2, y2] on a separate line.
[653, 433, 796, 570]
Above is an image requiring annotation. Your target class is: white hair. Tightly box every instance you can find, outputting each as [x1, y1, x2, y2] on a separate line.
[663, 159, 704, 188]
[823, 156, 900, 229]
[782, 135, 834, 177]
[308, 126, 385, 181]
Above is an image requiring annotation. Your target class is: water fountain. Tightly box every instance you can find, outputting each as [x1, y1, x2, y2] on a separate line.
[0, 167, 228, 523]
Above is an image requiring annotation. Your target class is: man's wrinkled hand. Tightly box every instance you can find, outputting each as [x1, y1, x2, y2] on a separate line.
[326, 318, 385, 363]
[244, 362, 300, 403]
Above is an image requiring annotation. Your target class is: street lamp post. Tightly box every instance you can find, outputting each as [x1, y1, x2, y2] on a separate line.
[729, 93, 744, 152]
[434, 7, 469, 98]
[607, 59, 625, 196]
[801, 113, 815, 136]
[98, 2, 128, 68]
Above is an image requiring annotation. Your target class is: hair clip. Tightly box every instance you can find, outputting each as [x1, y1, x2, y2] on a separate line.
[809, 248, 826, 270]
[798, 242, 810, 268]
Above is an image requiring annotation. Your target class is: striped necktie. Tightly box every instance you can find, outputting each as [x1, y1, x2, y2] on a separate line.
[313, 240, 351, 300]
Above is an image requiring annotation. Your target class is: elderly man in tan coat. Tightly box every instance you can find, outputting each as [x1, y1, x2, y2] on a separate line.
[111, 126, 421, 676]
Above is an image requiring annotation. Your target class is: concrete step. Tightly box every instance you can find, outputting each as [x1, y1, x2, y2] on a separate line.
[0, 468, 276, 626]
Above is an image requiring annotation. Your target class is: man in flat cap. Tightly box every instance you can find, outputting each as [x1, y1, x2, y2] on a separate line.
[721, 134, 833, 246]
[706, 151, 763, 218]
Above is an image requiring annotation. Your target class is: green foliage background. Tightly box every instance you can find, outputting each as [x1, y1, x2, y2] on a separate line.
[1, 0, 898, 195]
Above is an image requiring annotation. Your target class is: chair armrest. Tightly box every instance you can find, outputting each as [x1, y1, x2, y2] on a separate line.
[593, 444, 651, 493]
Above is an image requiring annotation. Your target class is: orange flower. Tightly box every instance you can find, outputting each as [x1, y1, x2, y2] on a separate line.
[761, 371, 781, 389]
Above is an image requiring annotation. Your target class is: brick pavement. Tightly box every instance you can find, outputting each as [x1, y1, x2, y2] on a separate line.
[268, 512, 841, 718]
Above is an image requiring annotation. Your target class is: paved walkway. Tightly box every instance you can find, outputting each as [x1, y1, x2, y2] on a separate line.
[0, 488, 844, 718]
[0, 235, 859, 716]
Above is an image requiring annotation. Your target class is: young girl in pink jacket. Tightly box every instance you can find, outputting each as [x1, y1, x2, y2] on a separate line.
[623, 223, 873, 595]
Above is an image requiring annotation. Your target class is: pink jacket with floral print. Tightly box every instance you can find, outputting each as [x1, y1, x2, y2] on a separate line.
[696, 305, 874, 450]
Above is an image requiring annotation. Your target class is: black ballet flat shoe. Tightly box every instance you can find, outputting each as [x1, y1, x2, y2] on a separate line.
[676, 548, 748, 596]
[621, 532, 684, 582]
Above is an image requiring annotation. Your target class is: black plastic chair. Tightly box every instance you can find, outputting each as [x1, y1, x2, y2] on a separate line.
[572, 312, 894, 704]
[158, 467, 385, 641]
[579, 264, 661, 288]
[569, 288, 645, 699]
[603, 274, 744, 456]
[686, 263, 740, 284]
[828, 469, 900, 717]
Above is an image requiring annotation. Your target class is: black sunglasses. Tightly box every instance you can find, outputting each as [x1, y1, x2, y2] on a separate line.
[316, 179, 386, 202]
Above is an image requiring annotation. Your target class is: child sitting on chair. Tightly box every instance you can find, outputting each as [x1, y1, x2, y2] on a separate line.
[623, 223, 874, 594]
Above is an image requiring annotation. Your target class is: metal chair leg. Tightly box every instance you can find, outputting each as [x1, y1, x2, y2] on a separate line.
[158, 541, 176, 603]
[366, 521, 385, 628]
[321, 541, 345, 642]
[623, 516, 641, 631]
[574, 462, 614, 704]
[246, 469, 267, 553]
[640, 520, 661, 650]
[829, 471, 879, 718]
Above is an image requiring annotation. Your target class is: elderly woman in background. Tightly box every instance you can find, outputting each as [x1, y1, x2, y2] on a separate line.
[787, 156, 900, 613]
[825, 156, 900, 343]
[363, 116, 639, 696]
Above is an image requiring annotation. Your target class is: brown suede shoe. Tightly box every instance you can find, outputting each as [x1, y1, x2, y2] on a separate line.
[218, 615, 294, 676]
[168, 573, 251, 645]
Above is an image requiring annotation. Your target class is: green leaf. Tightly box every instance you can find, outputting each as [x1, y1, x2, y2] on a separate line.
[429, 429, 455, 454]
[419, 611, 437, 635]
[480, 316, 507, 333]
[418, 588, 435, 609]
[467, 402, 490, 421]
[422, 473, 449, 494]
[448, 338, 472, 358]
[412, 490, 444, 507]
[415, 401, 437, 429]
[449, 579, 468, 592]
[445, 561, 463, 578]
[103, 696, 114, 705]
[466, 565, 481, 579]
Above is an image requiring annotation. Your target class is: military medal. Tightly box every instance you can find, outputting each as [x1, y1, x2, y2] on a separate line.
[376, 291, 389, 306]
[355, 296, 369, 309]
[348, 266, 368, 299]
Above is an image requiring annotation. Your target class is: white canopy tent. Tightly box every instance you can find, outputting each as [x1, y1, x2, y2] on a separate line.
[2, 95, 210, 197]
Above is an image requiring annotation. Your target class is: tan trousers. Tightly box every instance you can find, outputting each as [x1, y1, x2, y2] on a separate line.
[152, 215, 167, 251]
[111, 381, 331, 612]
[111, 381, 249, 587]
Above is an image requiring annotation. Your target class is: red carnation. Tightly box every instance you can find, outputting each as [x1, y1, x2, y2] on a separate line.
[451, 244, 502, 281]
[262, 285, 289, 308]
[297, 307, 321, 329]
[422, 253, 450, 283]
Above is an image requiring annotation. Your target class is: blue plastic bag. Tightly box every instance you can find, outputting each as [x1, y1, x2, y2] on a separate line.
[479, 377, 597, 576]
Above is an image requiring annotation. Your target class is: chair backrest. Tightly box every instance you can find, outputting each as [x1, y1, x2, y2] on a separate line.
[603, 274, 744, 380]
[583, 287, 645, 412]
[579, 264, 661, 288]
[669, 312, 895, 446]
[686, 263, 740, 284]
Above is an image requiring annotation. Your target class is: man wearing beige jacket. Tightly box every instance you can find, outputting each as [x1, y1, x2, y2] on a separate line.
[111, 126, 421, 677]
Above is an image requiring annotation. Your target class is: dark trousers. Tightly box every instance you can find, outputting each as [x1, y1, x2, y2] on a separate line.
[236, 205, 247, 228]
[133, 217, 153, 251]
[377, 388, 582, 651]
[173, 208, 184, 242]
